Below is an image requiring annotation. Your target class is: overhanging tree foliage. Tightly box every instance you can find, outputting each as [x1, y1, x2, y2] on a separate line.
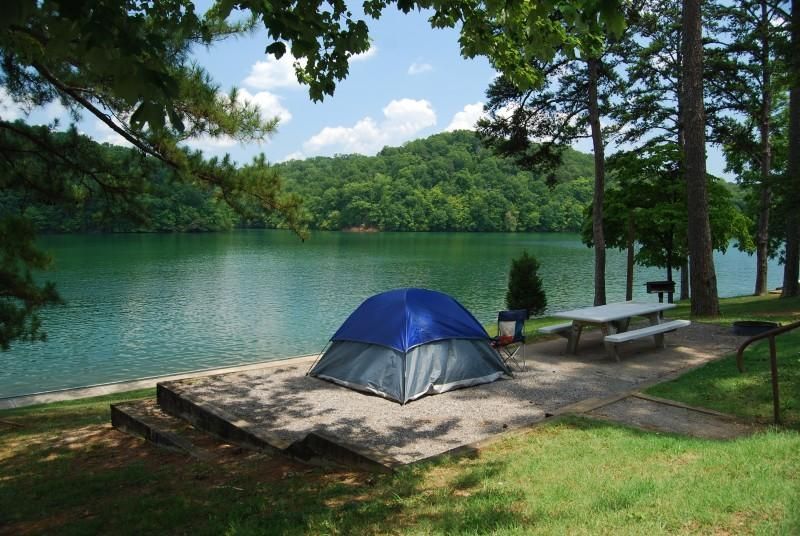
[2, 1, 343, 349]
[0, 216, 61, 350]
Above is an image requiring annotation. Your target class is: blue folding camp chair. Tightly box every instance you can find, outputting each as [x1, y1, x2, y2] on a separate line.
[491, 309, 527, 371]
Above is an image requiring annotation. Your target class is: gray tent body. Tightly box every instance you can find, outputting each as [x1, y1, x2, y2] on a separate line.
[310, 338, 510, 404]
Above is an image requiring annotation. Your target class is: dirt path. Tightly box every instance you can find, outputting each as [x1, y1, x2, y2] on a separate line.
[585, 393, 759, 439]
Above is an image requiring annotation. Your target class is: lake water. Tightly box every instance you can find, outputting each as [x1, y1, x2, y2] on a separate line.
[1, 230, 782, 397]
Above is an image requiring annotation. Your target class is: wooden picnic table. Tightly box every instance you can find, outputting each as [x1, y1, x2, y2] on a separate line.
[553, 301, 677, 359]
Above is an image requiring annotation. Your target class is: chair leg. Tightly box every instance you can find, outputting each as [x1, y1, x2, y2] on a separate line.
[501, 344, 525, 372]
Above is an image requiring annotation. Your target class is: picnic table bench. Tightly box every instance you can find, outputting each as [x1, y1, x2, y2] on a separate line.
[603, 319, 691, 360]
[539, 302, 690, 361]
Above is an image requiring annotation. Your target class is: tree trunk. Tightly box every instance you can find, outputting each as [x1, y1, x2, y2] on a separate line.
[754, 185, 771, 294]
[677, 32, 689, 303]
[680, 259, 690, 300]
[666, 232, 674, 283]
[754, 0, 772, 296]
[588, 57, 607, 306]
[681, 0, 720, 316]
[784, 0, 800, 297]
[785, 218, 800, 297]
[626, 216, 634, 301]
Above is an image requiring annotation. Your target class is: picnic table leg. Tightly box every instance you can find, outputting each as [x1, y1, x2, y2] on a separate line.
[600, 323, 620, 362]
[646, 313, 666, 348]
[566, 321, 583, 354]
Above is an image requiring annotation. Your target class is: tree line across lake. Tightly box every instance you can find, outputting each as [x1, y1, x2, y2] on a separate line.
[2, 129, 608, 234]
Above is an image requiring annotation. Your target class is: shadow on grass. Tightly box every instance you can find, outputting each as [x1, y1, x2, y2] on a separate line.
[221, 455, 529, 535]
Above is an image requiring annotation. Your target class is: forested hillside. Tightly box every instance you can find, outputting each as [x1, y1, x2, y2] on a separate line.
[277, 130, 596, 232]
[3, 128, 598, 233]
[0, 127, 239, 234]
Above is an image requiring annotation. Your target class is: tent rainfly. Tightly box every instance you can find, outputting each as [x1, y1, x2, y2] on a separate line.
[308, 288, 511, 404]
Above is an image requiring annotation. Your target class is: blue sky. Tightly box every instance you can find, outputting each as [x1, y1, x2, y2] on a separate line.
[186, 8, 499, 163]
[0, 5, 730, 179]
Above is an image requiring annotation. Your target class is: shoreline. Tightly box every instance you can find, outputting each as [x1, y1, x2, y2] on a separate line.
[0, 353, 319, 411]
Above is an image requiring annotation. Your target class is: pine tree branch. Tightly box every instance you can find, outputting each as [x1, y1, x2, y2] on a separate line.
[31, 62, 170, 165]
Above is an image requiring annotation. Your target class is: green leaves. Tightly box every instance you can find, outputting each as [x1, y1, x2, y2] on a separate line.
[0, 215, 63, 350]
[506, 250, 547, 317]
[265, 41, 287, 58]
[598, 0, 626, 36]
[601, 144, 754, 273]
[130, 101, 166, 132]
[0, 0, 37, 30]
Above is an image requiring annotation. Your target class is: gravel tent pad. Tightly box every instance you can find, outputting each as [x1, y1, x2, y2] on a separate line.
[160, 323, 741, 465]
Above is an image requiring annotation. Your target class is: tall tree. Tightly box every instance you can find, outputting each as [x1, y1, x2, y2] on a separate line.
[682, 0, 720, 315]
[587, 56, 608, 306]
[415, 0, 626, 307]
[706, 0, 787, 296]
[613, 0, 696, 299]
[477, 33, 622, 305]
[784, 0, 800, 297]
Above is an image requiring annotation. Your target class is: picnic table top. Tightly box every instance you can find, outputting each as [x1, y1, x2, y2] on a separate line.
[553, 301, 676, 323]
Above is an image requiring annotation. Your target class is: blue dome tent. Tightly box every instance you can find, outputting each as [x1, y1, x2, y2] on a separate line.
[308, 288, 512, 404]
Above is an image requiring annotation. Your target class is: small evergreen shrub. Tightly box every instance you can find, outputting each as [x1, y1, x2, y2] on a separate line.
[506, 250, 547, 318]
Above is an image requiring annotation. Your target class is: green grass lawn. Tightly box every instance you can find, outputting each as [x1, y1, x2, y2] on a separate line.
[646, 294, 800, 428]
[670, 293, 800, 325]
[2, 294, 799, 534]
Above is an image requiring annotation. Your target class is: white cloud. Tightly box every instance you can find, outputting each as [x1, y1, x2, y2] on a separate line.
[304, 118, 382, 155]
[0, 87, 27, 120]
[445, 102, 485, 131]
[0, 88, 72, 126]
[299, 98, 437, 157]
[351, 46, 377, 62]
[495, 102, 519, 121]
[408, 62, 433, 75]
[243, 54, 306, 91]
[92, 119, 133, 147]
[382, 99, 437, 137]
[183, 134, 238, 152]
[237, 88, 291, 125]
[42, 100, 71, 123]
[282, 151, 305, 162]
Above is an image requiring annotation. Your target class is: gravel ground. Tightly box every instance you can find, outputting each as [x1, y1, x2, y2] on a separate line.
[168, 323, 743, 464]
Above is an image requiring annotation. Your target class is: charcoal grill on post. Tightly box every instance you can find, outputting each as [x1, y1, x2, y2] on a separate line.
[645, 280, 675, 303]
